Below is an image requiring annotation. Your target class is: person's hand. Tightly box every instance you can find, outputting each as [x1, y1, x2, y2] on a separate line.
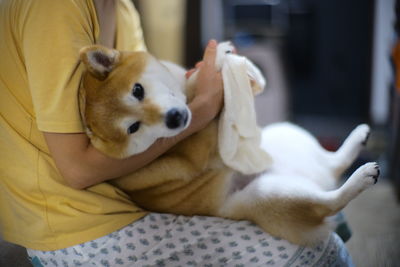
[185, 61, 203, 79]
[185, 42, 237, 79]
[190, 40, 224, 122]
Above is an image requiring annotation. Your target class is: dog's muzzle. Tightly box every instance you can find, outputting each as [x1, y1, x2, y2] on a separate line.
[165, 108, 189, 129]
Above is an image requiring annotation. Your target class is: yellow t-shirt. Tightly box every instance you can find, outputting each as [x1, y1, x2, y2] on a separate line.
[0, 0, 148, 250]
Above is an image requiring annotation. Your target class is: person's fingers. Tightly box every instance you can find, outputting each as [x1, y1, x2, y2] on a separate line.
[202, 39, 217, 67]
[185, 68, 196, 79]
[185, 61, 205, 79]
[195, 61, 204, 68]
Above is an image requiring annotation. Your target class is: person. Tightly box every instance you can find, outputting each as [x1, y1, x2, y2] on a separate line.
[0, 0, 354, 265]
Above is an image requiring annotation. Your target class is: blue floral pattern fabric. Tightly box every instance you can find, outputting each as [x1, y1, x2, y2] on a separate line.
[27, 213, 354, 266]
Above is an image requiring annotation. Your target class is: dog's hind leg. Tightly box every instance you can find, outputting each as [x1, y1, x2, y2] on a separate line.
[218, 173, 337, 245]
[320, 162, 380, 216]
[219, 162, 379, 244]
[328, 124, 370, 176]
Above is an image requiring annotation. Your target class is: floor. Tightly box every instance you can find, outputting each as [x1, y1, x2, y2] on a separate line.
[344, 179, 400, 267]
[0, 239, 30, 267]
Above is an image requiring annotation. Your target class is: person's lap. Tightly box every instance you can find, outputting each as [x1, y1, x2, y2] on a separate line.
[27, 213, 354, 266]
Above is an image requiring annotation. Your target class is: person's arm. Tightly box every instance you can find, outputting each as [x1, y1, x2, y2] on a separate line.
[44, 40, 223, 190]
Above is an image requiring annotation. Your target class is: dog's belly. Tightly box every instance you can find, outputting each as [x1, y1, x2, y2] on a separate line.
[260, 122, 337, 190]
[129, 168, 232, 216]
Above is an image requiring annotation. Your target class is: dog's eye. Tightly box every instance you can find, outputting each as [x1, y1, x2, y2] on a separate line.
[127, 121, 141, 134]
[132, 83, 144, 101]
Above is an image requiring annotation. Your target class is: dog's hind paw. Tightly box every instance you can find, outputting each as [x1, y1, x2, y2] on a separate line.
[341, 162, 380, 200]
[353, 124, 370, 146]
[354, 162, 380, 187]
[370, 162, 380, 184]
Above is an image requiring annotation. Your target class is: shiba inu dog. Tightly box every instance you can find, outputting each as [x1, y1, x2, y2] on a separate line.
[78, 44, 379, 245]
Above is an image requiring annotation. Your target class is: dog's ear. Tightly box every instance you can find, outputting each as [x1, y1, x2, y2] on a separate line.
[79, 45, 120, 80]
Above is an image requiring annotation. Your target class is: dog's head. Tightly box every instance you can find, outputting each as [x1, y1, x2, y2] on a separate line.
[79, 45, 191, 158]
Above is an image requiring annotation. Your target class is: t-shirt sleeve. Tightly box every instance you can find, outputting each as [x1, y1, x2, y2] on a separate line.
[21, 0, 97, 133]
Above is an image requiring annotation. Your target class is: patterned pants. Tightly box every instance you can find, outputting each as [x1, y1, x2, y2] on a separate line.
[27, 213, 354, 267]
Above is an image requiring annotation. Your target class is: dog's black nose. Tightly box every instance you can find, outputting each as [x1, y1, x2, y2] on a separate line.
[165, 108, 188, 129]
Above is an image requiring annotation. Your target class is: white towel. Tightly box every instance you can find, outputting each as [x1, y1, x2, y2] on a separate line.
[215, 42, 272, 174]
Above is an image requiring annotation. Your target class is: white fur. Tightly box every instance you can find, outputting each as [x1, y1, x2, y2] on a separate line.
[122, 56, 191, 155]
[218, 122, 377, 244]
[155, 51, 379, 244]
[109, 46, 379, 244]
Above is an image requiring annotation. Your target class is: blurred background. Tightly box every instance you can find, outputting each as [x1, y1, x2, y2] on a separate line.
[133, 0, 400, 265]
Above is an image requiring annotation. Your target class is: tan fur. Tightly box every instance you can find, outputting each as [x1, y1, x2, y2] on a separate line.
[79, 45, 375, 246]
[111, 121, 232, 215]
[80, 48, 158, 157]
[79, 46, 330, 244]
[141, 99, 162, 125]
[79, 46, 232, 216]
